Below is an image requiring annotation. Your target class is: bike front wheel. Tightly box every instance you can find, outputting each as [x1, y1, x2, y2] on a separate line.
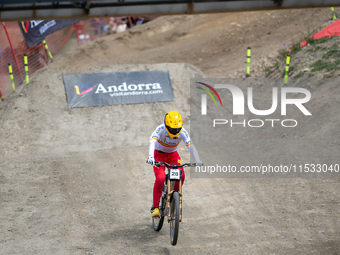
[170, 191, 180, 245]
[152, 196, 165, 231]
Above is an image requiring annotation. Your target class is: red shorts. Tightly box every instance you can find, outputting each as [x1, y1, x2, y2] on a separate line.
[153, 150, 185, 208]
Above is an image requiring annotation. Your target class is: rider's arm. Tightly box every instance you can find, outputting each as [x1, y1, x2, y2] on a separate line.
[149, 138, 157, 158]
[181, 128, 202, 163]
[187, 144, 201, 163]
[149, 125, 161, 158]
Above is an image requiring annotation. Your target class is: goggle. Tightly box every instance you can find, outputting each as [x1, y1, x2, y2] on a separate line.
[166, 125, 182, 136]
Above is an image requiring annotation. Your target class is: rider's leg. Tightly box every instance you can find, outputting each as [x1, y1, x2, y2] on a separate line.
[169, 151, 185, 191]
[153, 150, 166, 208]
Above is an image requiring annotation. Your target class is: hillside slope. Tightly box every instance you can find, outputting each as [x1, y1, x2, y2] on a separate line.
[51, 9, 331, 77]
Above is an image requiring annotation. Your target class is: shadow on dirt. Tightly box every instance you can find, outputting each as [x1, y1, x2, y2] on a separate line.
[312, 240, 340, 254]
[95, 223, 171, 254]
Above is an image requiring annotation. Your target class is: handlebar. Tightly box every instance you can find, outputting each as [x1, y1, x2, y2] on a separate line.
[146, 161, 201, 168]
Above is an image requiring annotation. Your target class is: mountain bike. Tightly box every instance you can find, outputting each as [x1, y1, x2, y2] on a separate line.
[148, 161, 196, 246]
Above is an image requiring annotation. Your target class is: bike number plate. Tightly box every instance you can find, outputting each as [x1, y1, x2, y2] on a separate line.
[169, 169, 180, 180]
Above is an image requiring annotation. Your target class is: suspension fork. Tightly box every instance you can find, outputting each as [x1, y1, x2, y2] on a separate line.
[166, 179, 172, 221]
[166, 178, 183, 222]
[179, 179, 182, 222]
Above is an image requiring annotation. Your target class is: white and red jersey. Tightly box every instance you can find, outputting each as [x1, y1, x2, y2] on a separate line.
[149, 124, 193, 155]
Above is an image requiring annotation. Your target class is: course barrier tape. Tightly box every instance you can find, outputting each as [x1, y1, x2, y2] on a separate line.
[0, 17, 156, 97]
[0, 22, 74, 96]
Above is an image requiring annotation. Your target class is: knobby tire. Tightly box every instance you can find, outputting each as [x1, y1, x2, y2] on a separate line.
[170, 191, 180, 245]
[152, 195, 165, 231]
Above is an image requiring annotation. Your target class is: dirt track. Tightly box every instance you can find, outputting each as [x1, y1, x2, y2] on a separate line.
[1, 8, 340, 254]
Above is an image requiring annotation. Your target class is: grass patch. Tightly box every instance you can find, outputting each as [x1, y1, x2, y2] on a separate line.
[263, 62, 280, 77]
[278, 48, 288, 60]
[289, 44, 302, 55]
[274, 31, 339, 78]
[278, 34, 336, 58]
[310, 59, 340, 72]
[293, 72, 304, 78]
[306, 46, 321, 52]
[310, 60, 330, 72]
[264, 66, 273, 77]
[323, 43, 340, 59]
[306, 36, 334, 46]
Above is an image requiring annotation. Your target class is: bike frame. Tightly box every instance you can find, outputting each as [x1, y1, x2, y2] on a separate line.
[148, 160, 200, 245]
[153, 162, 194, 222]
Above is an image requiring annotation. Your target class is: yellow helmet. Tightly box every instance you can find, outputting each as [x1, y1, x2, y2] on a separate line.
[164, 111, 183, 139]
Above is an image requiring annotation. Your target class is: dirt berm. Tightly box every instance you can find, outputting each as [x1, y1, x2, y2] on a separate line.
[1, 63, 340, 254]
[1, 9, 340, 255]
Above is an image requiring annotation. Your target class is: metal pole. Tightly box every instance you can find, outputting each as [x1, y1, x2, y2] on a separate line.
[41, 42, 48, 63]
[0, 89, 4, 101]
[331, 7, 337, 20]
[8, 63, 15, 91]
[42, 40, 53, 61]
[73, 23, 81, 46]
[246, 47, 251, 77]
[128, 17, 134, 28]
[284, 54, 291, 85]
[24, 54, 29, 84]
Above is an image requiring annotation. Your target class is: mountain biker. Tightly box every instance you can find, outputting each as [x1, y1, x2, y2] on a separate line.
[147, 111, 202, 217]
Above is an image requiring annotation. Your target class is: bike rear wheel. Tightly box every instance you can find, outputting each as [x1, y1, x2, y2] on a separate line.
[152, 196, 165, 231]
[170, 191, 180, 245]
